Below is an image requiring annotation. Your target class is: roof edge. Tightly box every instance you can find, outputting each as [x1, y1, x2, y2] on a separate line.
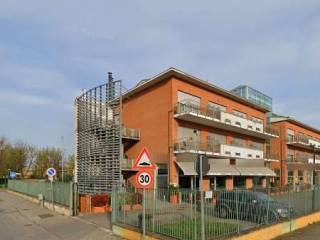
[123, 67, 269, 113]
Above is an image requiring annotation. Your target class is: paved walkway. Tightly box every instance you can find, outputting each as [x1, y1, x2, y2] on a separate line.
[274, 222, 320, 240]
[0, 190, 122, 240]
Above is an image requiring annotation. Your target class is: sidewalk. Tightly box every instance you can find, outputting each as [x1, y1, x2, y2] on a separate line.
[0, 189, 122, 240]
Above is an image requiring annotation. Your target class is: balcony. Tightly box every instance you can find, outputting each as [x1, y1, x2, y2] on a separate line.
[174, 102, 278, 139]
[287, 135, 320, 151]
[173, 138, 276, 161]
[122, 126, 140, 140]
[121, 158, 137, 171]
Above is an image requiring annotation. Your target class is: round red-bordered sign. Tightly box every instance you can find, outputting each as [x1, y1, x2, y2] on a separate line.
[136, 170, 154, 189]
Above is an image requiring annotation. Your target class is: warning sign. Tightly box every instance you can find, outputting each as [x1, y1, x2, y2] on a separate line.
[133, 147, 157, 170]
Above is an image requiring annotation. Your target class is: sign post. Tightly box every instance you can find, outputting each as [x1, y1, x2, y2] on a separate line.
[133, 148, 157, 240]
[46, 168, 57, 210]
[195, 154, 209, 240]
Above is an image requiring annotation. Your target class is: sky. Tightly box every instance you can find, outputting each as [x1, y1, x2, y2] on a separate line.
[1, 0, 320, 154]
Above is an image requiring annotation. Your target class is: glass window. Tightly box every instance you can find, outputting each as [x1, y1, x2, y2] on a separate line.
[232, 110, 247, 119]
[287, 149, 294, 161]
[208, 132, 226, 145]
[288, 171, 294, 185]
[232, 137, 246, 147]
[178, 91, 200, 106]
[251, 116, 263, 124]
[208, 102, 226, 112]
[178, 126, 200, 141]
[287, 129, 295, 142]
[251, 141, 263, 150]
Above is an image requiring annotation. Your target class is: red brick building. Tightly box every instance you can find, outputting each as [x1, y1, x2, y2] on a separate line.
[270, 114, 320, 187]
[121, 68, 279, 191]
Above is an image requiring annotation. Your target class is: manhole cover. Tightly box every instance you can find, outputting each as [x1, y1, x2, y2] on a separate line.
[38, 213, 54, 219]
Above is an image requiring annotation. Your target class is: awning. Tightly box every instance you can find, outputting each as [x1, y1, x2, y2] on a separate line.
[175, 162, 197, 175]
[176, 161, 240, 176]
[236, 167, 276, 176]
[207, 165, 240, 176]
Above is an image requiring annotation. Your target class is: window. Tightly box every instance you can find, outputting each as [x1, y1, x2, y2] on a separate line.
[298, 170, 304, 182]
[208, 133, 226, 145]
[251, 141, 263, 150]
[287, 129, 295, 142]
[232, 137, 246, 147]
[178, 91, 200, 106]
[251, 116, 263, 124]
[233, 110, 247, 119]
[287, 149, 294, 162]
[178, 127, 200, 141]
[288, 171, 294, 185]
[208, 102, 226, 112]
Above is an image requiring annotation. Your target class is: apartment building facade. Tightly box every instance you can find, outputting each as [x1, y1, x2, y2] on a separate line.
[121, 68, 279, 191]
[271, 115, 320, 187]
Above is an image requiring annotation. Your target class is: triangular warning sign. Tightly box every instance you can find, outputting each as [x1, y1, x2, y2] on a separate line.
[133, 147, 156, 170]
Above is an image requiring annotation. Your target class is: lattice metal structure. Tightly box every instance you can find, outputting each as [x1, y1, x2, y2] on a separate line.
[75, 73, 122, 194]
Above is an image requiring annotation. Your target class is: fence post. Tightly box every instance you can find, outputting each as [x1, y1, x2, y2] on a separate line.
[69, 182, 74, 216]
[111, 188, 117, 224]
[236, 190, 240, 234]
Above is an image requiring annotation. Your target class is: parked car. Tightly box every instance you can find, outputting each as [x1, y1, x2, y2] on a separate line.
[215, 190, 294, 224]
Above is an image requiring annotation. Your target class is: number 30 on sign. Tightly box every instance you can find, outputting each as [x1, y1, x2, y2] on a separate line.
[136, 171, 154, 189]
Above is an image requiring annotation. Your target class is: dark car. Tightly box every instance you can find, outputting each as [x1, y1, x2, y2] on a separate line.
[215, 190, 293, 224]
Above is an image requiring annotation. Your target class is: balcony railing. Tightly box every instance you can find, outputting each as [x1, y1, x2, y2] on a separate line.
[174, 102, 279, 137]
[122, 126, 140, 140]
[287, 155, 310, 163]
[121, 158, 135, 170]
[287, 135, 320, 149]
[173, 138, 276, 160]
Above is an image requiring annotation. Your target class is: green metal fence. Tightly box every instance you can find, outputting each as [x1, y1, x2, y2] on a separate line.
[112, 186, 320, 240]
[8, 179, 72, 207]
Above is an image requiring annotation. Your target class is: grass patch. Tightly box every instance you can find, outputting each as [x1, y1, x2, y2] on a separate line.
[149, 219, 237, 240]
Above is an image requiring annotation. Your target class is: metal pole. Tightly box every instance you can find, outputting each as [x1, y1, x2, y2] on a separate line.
[200, 155, 205, 240]
[61, 136, 64, 182]
[194, 175, 197, 240]
[143, 188, 146, 239]
[51, 180, 54, 210]
[312, 145, 316, 211]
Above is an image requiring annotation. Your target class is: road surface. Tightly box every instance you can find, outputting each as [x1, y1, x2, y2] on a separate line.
[0, 190, 122, 240]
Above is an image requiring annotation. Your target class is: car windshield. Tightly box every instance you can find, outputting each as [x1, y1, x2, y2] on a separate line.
[258, 193, 276, 203]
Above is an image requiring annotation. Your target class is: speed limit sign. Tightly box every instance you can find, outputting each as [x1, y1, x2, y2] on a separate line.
[136, 171, 154, 189]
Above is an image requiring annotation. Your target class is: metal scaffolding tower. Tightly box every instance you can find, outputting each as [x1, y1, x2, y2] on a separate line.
[75, 73, 122, 194]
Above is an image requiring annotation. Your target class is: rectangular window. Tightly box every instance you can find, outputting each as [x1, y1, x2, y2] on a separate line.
[178, 91, 200, 106]
[288, 171, 294, 185]
[232, 110, 247, 119]
[287, 149, 294, 162]
[251, 116, 263, 124]
[208, 102, 226, 112]
[178, 126, 200, 141]
[251, 141, 263, 150]
[232, 137, 246, 147]
[287, 129, 295, 142]
[207, 133, 226, 145]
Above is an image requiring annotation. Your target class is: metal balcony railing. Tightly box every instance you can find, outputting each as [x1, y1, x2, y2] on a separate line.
[122, 126, 140, 140]
[287, 155, 316, 163]
[287, 135, 320, 150]
[173, 138, 278, 160]
[121, 158, 135, 169]
[174, 102, 279, 137]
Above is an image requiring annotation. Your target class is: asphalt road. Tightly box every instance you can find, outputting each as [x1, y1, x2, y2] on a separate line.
[0, 190, 122, 240]
[274, 222, 320, 240]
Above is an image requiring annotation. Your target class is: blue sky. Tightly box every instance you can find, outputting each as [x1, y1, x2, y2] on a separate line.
[1, 0, 320, 153]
